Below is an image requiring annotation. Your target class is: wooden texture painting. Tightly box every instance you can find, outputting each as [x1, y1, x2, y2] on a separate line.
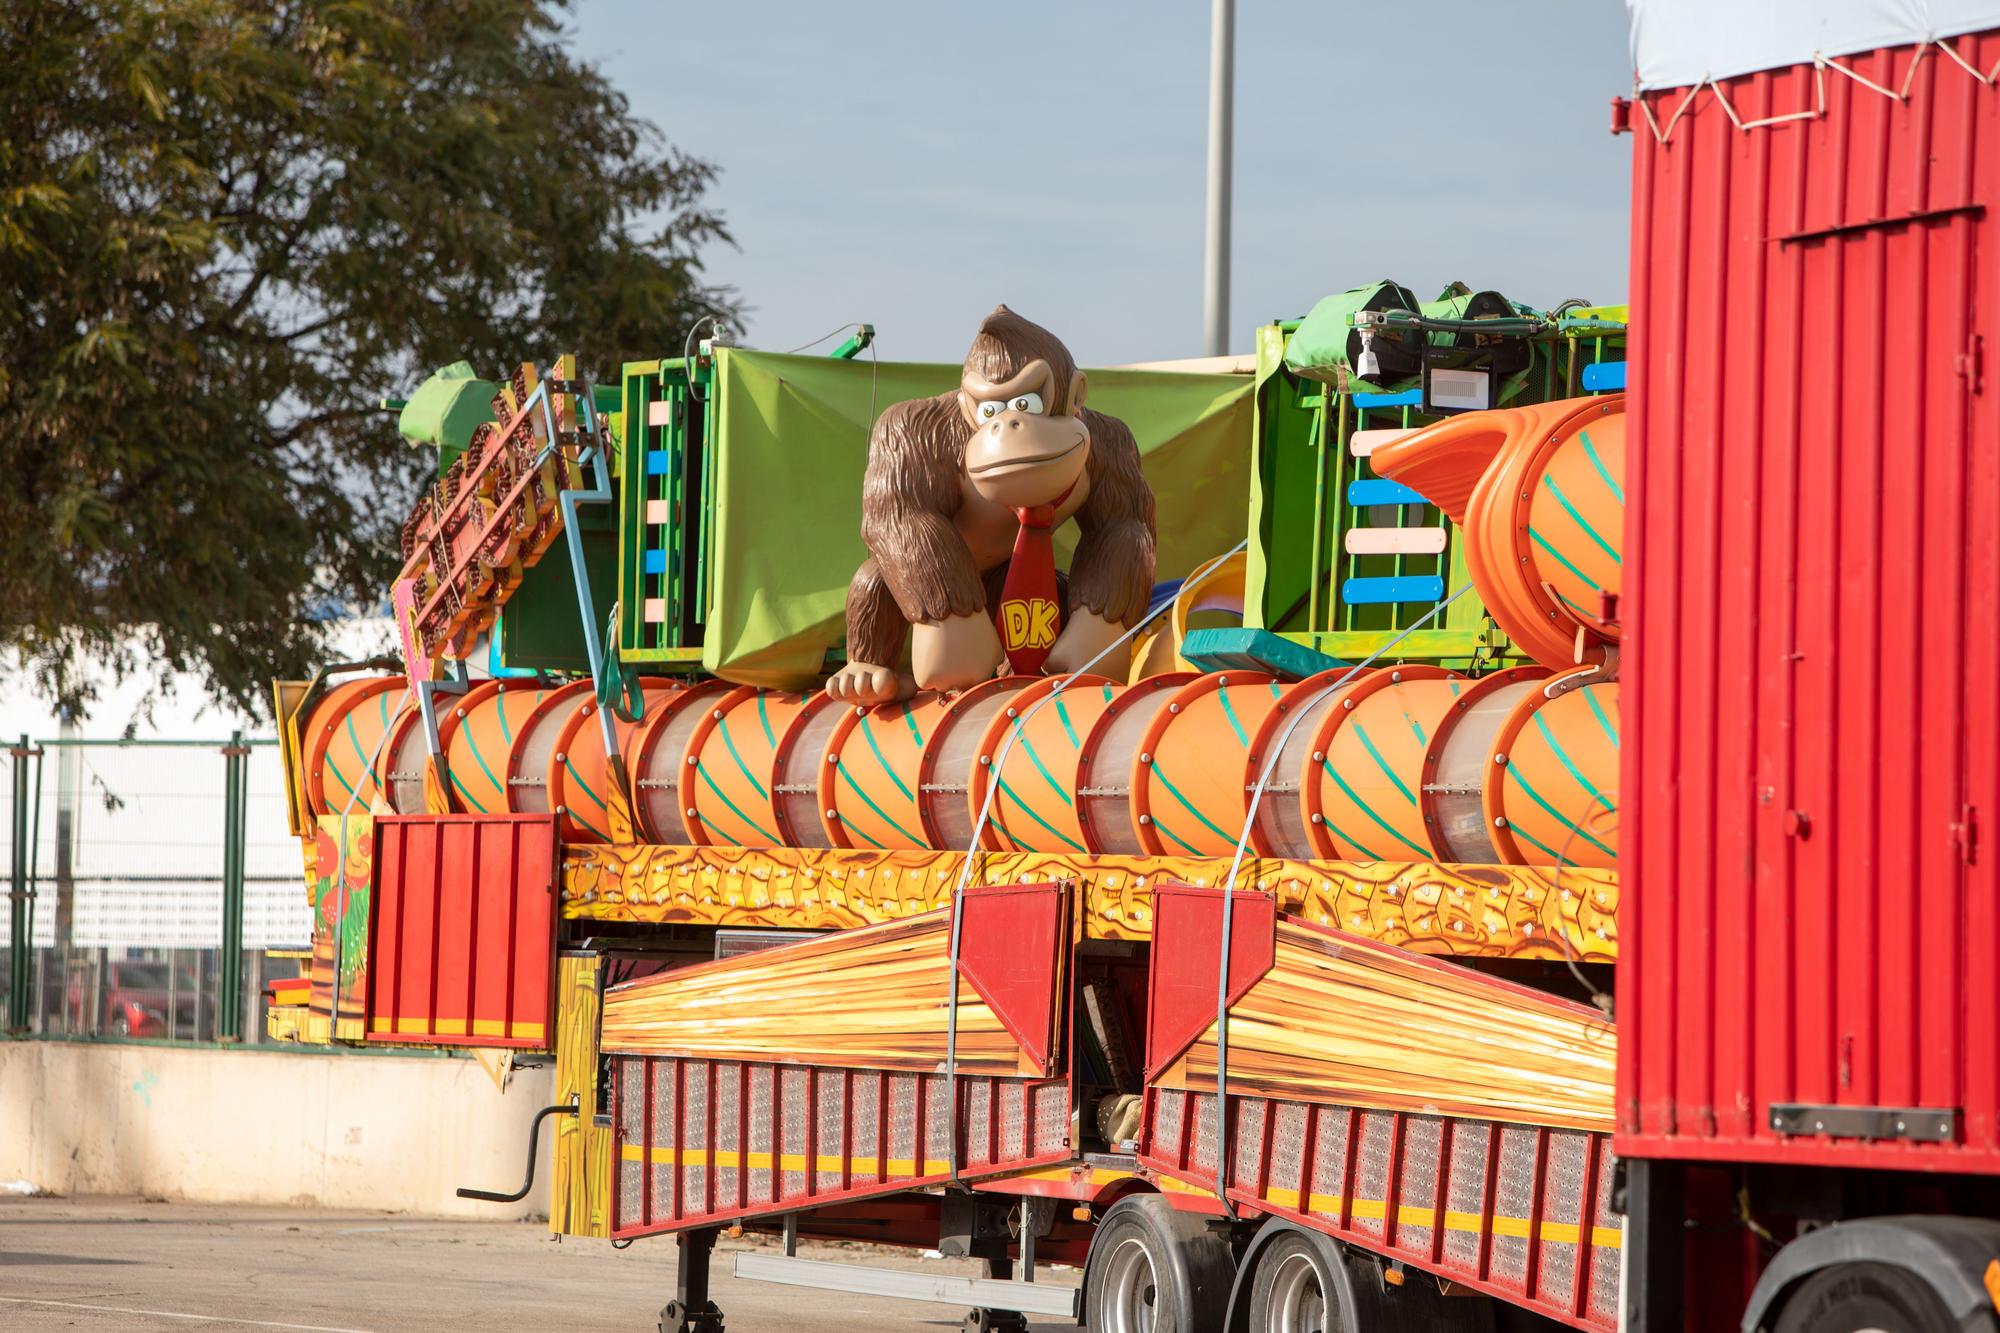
[1162, 919, 1616, 1133]
[599, 911, 1032, 1076]
[562, 844, 1617, 961]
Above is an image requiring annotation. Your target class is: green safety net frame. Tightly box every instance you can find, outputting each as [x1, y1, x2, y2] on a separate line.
[1244, 306, 1629, 668]
[688, 349, 1257, 689]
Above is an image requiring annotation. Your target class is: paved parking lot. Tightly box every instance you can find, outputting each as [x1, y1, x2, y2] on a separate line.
[0, 1197, 1078, 1332]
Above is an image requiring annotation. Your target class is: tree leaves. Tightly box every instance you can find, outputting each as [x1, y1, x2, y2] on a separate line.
[0, 0, 737, 718]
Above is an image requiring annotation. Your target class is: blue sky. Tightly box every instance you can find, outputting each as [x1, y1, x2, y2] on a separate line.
[567, 1, 1635, 366]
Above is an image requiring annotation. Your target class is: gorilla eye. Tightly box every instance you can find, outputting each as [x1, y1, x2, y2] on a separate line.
[977, 401, 1003, 420]
[1010, 392, 1045, 415]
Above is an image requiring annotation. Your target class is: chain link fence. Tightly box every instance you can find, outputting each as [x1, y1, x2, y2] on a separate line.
[3, 732, 314, 1044]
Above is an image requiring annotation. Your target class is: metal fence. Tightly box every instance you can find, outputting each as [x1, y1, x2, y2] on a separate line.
[3, 731, 315, 1045]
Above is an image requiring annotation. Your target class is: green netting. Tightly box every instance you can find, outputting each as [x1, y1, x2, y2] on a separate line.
[703, 348, 1257, 688]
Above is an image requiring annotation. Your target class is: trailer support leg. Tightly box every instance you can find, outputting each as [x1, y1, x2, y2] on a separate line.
[661, 1226, 725, 1333]
[1622, 1159, 1683, 1333]
[962, 1235, 1030, 1332]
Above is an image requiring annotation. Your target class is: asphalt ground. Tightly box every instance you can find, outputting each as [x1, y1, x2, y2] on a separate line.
[0, 1197, 1079, 1333]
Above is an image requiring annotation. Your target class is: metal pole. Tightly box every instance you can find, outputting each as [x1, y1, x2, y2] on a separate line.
[7, 736, 29, 1033]
[1202, 0, 1236, 357]
[52, 715, 75, 953]
[218, 731, 247, 1041]
[53, 713, 78, 1032]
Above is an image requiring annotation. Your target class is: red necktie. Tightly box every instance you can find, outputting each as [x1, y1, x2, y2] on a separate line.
[993, 497, 1065, 674]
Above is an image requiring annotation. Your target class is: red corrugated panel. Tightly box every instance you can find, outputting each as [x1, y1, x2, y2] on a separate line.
[1619, 35, 2000, 1171]
[366, 815, 558, 1049]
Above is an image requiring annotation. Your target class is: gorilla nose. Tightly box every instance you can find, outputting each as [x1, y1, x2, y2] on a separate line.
[1006, 419, 1021, 430]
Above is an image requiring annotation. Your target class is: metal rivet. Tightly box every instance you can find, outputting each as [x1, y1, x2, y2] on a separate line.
[1309, 813, 1324, 825]
[854, 705, 866, 716]
[1005, 708, 1018, 718]
[1140, 753, 1153, 765]
[685, 807, 697, 819]
[555, 805, 567, 815]
[712, 709, 724, 720]
[1168, 703, 1180, 714]
[687, 755, 698, 765]
[1494, 754, 1508, 766]
[1342, 699, 1355, 710]
[1494, 816, 1508, 828]
[826, 753, 838, 765]
[979, 755, 990, 766]
[1390, 671, 1402, 682]
[1138, 814, 1152, 826]
[1311, 750, 1325, 763]
[826, 810, 839, 821]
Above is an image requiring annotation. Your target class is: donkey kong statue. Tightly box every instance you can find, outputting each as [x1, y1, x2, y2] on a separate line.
[826, 307, 1157, 704]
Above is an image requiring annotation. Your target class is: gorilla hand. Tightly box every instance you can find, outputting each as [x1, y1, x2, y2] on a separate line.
[1042, 608, 1129, 679]
[911, 612, 1005, 692]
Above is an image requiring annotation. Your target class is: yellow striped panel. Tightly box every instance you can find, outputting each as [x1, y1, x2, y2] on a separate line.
[618, 1145, 951, 1177]
[1253, 1184, 1622, 1249]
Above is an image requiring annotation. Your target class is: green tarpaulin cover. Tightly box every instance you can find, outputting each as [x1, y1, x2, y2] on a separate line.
[396, 361, 500, 471]
[704, 348, 1256, 688]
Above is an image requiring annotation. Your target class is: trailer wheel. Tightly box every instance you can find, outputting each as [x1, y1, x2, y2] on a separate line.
[1772, 1262, 1956, 1333]
[1247, 1232, 1334, 1332]
[1083, 1195, 1233, 1333]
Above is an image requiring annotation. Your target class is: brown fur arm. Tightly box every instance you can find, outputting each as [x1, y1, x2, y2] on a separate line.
[843, 558, 909, 669]
[1066, 408, 1157, 626]
[859, 395, 988, 625]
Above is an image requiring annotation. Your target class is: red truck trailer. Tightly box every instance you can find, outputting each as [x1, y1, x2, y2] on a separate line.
[1619, 3, 2000, 1329]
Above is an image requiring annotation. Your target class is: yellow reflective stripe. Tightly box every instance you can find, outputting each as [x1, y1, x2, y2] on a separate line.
[1255, 1184, 1623, 1249]
[618, 1145, 950, 1176]
[369, 1018, 545, 1039]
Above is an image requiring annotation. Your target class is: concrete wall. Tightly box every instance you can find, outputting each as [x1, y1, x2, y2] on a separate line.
[0, 1041, 554, 1219]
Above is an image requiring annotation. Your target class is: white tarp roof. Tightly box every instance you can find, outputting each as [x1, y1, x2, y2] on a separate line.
[1630, 0, 2000, 89]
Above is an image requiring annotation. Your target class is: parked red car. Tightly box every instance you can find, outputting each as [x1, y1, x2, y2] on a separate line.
[68, 961, 201, 1037]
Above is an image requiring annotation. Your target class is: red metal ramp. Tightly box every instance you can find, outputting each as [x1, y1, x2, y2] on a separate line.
[1138, 884, 1621, 1330]
[601, 882, 1076, 1239]
[366, 814, 561, 1049]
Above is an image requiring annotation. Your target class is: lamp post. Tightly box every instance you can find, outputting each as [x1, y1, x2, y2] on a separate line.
[1202, 0, 1236, 357]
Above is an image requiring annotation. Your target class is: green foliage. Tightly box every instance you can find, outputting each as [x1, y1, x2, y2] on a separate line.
[0, 0, 736, 716]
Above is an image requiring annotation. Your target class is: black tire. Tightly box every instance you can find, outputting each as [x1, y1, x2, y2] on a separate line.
[1772, 1262, 1956, 1333]
[1084, 1194, 1234, 1333]
[1248, 1231, 1341, 1332]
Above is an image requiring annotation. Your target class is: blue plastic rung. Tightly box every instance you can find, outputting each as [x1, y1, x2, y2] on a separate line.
[1347, 478, 1427, 507]
[642, 549, 668, 575]
[1352, 388, 1423, 410]
[1581, 360, 1627, 391]
[645, 450, 673, 476]
[1341, 575, 1445, 605]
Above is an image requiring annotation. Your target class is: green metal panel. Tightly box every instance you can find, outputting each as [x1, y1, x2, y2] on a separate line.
[1245, 303, 1628, 672]
[616, 356, 713, 665]
[499, 516, 618, 672]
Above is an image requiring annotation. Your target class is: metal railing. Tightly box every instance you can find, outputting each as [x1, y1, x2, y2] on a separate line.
[3, 731, 312, 1045]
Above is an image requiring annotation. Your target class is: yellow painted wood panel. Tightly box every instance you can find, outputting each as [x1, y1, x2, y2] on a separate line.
[551, 953, 611, 1239]
[599, 911, 1023, 1075]
[1176, 922, 1616, 1133]
[561, 845, 1617, 961]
